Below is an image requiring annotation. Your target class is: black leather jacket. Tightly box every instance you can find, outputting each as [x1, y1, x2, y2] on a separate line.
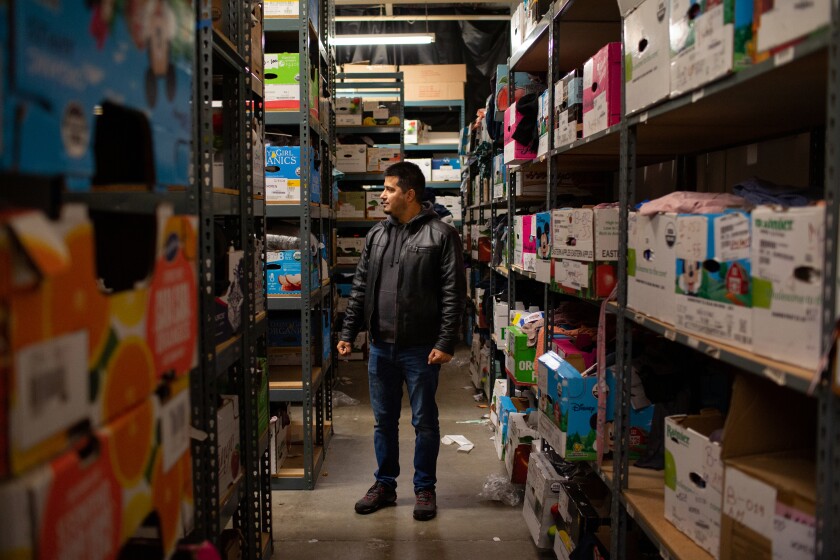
[340, 204, 466, 355]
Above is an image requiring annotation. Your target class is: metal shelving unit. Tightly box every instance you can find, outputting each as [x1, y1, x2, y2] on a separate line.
[264, 0, 335, 492]
[496, 0, 840, 558]
[192, 1, 273, 557]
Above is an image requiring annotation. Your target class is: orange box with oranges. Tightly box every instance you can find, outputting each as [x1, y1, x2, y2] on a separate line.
[0, 383, 193, 560]
[0, 204, 198, 477]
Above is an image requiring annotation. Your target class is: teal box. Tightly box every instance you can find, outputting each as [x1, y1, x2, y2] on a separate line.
[267, 249, 303, 295]
[536, 212, 551, 260]
[321, 309, 331, 363]
[3, 0, 194, 190]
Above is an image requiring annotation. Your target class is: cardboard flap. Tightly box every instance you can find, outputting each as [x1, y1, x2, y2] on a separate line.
[721, 375, 816, 461]
[727, 450, 816, 516]
[7, 211, 70, 278]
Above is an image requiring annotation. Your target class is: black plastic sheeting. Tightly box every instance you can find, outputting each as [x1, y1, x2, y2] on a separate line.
[336, 7, 510, 126]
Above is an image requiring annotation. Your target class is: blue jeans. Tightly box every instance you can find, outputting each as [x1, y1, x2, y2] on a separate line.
[368, 341, 441, 493]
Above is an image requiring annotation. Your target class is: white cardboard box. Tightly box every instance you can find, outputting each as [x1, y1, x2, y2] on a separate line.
[217, 396, 242, 497]
[628, 212, 678, 325]
[504, 413, 539, 484]
[751, 206, 824, 370]
[624, 0, 671, 114]
[366, 192, 386, 219]
[522, 452, 564, 549]
[664, 412, 725, 558]
[511, 3, 526, 51]
[675, 211, 752, 350]
[431, 158, 462, 182]
[515, 170, 547, 197]
[405, 158, 432, 181]
[513, 215, 524, 269]
[336, 144, 367, 173]
[493, 153, 506, 199]
[337, 191, 366, 218]
[367, 148, 401, 172]
[669, 0, 734, 97]
[336, 237, 365, 264]
[335, 97, 362, 126]
[551, 208, 620, 261]
[755, 0, 830, 53]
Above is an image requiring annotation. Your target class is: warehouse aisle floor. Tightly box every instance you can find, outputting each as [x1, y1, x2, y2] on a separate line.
[271, 345, 554, 560]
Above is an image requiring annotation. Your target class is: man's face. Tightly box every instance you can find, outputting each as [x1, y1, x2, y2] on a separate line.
[381, 176, 413, 220]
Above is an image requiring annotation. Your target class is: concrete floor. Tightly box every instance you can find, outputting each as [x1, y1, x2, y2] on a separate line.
[271, 345, 555, 560]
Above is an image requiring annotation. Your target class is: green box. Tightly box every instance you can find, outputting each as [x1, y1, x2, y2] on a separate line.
[505, 325, 537, 385]
[265, 53, 301, 110]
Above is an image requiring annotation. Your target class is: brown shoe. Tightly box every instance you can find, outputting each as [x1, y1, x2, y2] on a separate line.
[355, 482, 397, 514]
[413, 489, 437, 521]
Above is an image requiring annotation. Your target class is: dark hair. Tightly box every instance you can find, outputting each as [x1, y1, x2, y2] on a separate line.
[384, 161, 426, 201]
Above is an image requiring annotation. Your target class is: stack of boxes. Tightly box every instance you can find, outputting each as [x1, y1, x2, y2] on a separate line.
[400, 64, 467, 104]
[551, 208, 619, 300]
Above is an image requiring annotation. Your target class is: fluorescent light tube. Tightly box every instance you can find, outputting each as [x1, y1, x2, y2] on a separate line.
[331, 33, 436, 46]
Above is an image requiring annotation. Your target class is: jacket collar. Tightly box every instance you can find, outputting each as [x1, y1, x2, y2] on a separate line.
[386, 202, 438, 228]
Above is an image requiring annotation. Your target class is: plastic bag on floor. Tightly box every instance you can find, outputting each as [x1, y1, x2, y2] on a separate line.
[478, 473, 522, 506]
[332, 390, 360, 407]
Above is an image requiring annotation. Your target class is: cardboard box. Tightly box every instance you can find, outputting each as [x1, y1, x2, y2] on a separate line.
[367, 148, 401, 172]
[664, 411, 726, 557]
[628, 212, 679, 325]
[582, 43, 622, 137]
[265, 145, 301, 203]
[404, 82, 465, 102]
[554, 476, 612, 557]
[505, 325, 537, 385]
[669, 0, 749, 97]
[362, 101, 402, 126]
[215, 248, 245, 343]
[513, 216, 525, 269]
[504, 102, 538, 164]
[536, 212, 552, 261]
[265, 0, 298, 17]
[553, 259, 617, 300]
[754, 0, 828, 55]
[511, 3, 527, 51]
[267, 316, 303, 347]
[551, 337, 596, 374]
[265, 53, 301, 110]
[366, 192, 387, 219]
[0, 390, 193, 560]
[493, 154, 507, 199]
[552, 208, 620, 262]
[431, 158, 462, 182]
[523, 452, 564, 549]
[3, 1, 193, 191]
[719, 375, 817, 560]
[404, 120, 429, 144]
[516, 170, 548, 197]
[537, 89, 550, 156]
[341, 64, 398, 82]
[337, 191, 366, 218]
[522, 214, 537, 272]
[266, 250, 302, 296]
[400, 64, 467, 84]
[217, 395, 242, 498]
[751, 206, 824, 370]
[337, 237, 365, 264]
[251, 4, 264, 80]
[405, 158, 432, 181]
[624, 0, 671, 114]
[505, 413, 539, 484]
[554, 70, 584, 147]
[675, 211, 752, 350]
[335, 96, 362, 126]
[336, 144, 368, 173]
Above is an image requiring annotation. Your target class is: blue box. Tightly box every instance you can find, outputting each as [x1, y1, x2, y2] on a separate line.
[536, 211, 552, 260]
[538, 352, 654, 460]
[267, 316, 303, 347]
[431, 158, 461, 182]
[321, 309, 331, 363]
[266, 249, 318, 296]
[3, 1, 194, 191]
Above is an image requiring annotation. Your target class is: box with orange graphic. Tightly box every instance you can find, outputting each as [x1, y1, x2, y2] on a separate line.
[0, 384, 193, 560]
[0, 204, 198, 477]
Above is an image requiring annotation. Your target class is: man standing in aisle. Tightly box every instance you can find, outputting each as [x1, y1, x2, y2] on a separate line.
[337, 161, 466, 521]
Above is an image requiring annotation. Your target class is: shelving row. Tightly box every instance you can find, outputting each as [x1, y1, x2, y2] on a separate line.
[464, 0, 840, 558]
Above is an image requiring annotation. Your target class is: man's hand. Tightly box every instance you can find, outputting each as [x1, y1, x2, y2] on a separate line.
[337, 341, 352, 357]
[428, 349, 453, 365]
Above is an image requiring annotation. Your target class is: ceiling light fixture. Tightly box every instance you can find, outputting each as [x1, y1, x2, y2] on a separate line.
[331, 33, 436, 46]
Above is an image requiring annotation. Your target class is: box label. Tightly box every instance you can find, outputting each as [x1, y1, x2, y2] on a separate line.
[715, 212, 750, 262]
[724, 468, 776, 538]
[161, 389, 191, 471]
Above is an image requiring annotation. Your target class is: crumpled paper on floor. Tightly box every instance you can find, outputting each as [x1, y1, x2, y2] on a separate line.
[441, 434, 474, 453]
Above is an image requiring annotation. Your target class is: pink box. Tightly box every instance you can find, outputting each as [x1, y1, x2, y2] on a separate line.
[522, 214, 537, 272]
[503, 103, 538, 165]
[582, 42, 622, 137]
